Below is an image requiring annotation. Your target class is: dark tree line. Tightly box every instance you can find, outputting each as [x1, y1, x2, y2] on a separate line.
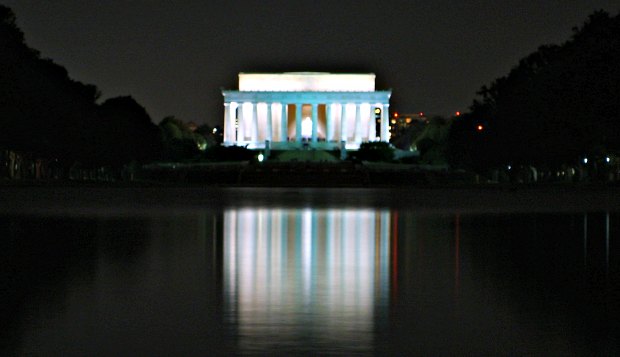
[0, 5, 162, 169]
[449, 10, 620, 172]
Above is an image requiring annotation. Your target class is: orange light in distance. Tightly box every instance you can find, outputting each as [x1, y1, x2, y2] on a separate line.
[456, 111, 461, 116]
[476, 124, 484, 131]
[394, 112, 399, 118]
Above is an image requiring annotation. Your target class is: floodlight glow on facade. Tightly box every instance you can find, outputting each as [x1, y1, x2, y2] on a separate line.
[222, 72, 391, 150]
[238, 72, 376, 92]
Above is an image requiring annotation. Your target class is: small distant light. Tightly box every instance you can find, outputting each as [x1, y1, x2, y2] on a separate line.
[476, 124, 484, 131]
[212, 128, 218, 133]
[583, 158, 588, 164]
[419, 112, 424, 116]
[258, 153, 264, 162]
[375, 108, 382, 114]
[507, 165, 511, 170]
[456, 111, 461, 116]
[391, 119, 396, 124]
[394, 112, 399, 118]
[606, 157, 610, 163]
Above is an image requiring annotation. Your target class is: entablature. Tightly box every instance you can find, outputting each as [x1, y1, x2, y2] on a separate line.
[222, 90, 391, 104]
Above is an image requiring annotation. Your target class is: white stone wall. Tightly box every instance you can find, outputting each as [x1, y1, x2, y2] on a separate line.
[239, 72, 375, 92]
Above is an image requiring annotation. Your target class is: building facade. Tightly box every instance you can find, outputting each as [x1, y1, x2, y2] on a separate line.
[222, 72, 391, 150]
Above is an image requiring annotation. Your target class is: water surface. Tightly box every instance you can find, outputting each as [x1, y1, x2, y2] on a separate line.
[1, 188, 618, 355]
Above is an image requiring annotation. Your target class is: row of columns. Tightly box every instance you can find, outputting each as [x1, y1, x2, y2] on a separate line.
[224, 102, 390, 147]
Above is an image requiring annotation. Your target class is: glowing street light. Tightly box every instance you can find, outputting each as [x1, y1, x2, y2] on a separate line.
[258, 153, 264, 162]
[476, 124, 484, 131]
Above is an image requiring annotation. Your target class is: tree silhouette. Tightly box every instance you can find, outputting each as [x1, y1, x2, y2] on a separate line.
[1, 5, 164, 170]
[96, 96, 162, 166]
[449, 10, 620, 171]
[0, 5, 100, 161]
[159, 116, 206, 161]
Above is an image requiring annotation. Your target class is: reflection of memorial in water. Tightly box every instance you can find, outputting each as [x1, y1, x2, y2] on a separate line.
[223, 208, 392, 353]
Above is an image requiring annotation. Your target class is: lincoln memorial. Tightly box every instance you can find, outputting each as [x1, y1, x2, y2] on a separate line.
[222, 72, 392, 150]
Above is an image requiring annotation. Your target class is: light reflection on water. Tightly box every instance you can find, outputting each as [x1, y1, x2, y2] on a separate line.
[1, 207, 618, 356]
[223, 208, 391, 354]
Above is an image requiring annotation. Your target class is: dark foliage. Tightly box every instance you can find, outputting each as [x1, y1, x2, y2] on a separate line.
[0, 5, 99, 161]
[96, 97, 163, 166]
[356, 142, 395, 162]
[449, 11, 620, 170]
[0, 5, 161, 168]
[159, 116, 206, 161]
[204, 145, 254, 162]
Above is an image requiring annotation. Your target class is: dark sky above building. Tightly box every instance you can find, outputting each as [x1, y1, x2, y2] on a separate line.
[4, 0, 619, 126]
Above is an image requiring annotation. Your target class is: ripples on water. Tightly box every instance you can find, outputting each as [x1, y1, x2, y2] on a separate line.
[1, 193, 618, 356]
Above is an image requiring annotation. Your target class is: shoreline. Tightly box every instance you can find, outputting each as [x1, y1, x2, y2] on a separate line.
[1, 184, 619, 215]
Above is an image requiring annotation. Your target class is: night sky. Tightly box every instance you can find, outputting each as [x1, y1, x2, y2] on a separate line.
[4, 1, 619, 126]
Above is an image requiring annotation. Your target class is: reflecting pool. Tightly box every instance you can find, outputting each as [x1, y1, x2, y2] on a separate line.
[1, 200, 619, 355]
[224, 209, 391, 354]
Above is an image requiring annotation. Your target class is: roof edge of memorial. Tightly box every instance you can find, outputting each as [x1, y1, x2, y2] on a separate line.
[238, 72, 375, 76]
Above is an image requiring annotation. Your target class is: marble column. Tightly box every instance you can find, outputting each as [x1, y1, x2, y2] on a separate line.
[354, 104, 362, 143]
[340, 103, 347, 142]
[368, 105, 376, 141]
[250, 103, 258, 143]
[296, 104, 302, 143]
[326, 103, 333, 142]
[311, 103, 318, 143]
[381, 104, 390, 141]
[281, 103, 287, 141]
[266, 103, 273, 141]
[224, 102, 231, 143]
[238, 104, 245, 141]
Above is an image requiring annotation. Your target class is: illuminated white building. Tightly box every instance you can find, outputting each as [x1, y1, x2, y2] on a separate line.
[222, 72, 392, 150]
